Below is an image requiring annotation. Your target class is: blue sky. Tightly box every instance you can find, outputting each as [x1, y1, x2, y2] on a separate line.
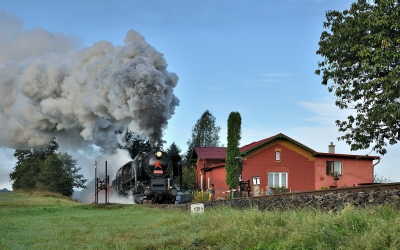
[0, 0, 399, 190]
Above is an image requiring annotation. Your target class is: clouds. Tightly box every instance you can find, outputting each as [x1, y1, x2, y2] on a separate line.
[0, 11, 179, 150]
[297, 97, 353, 125]
[243, 73, 293, 86]
[0, 10, 81, 67]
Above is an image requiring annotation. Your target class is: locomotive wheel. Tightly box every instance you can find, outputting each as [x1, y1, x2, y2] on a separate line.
[134, 194, 144, 204]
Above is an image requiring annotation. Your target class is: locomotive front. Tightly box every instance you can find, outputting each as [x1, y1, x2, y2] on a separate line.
[141, 150, 179, 203]
[112, 150, 181, 204]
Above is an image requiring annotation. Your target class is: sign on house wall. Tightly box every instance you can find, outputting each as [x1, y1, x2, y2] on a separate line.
[252, 176, 260, 185]
[253, 176, 261, 196]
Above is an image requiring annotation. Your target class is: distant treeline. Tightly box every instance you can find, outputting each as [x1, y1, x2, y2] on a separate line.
[0, 188, 11, 192]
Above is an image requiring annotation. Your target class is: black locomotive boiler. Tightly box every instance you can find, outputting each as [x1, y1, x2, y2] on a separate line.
[112, 150, 182, 204]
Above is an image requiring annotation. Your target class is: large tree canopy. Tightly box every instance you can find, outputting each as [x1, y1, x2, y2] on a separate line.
[10, 139, 59, 189]
[316, 0, 400, 155]
[225, 112, 242, 189]
[9, 139, 88, 196]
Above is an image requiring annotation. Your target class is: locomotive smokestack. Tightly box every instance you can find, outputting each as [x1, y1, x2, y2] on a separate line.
[0, 11, 179, 150]
[153, 140, 165, 151]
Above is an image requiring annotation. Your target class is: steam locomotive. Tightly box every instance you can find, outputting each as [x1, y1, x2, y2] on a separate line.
[111, 150, 182, 204]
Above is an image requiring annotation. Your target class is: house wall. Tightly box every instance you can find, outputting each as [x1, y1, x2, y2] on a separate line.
[199, 167, 230, 198]
[194, 139, 377, 194]
[195, 159, 225, 190]
[314, 156, 375, 189]
[241, 140, 316, 192]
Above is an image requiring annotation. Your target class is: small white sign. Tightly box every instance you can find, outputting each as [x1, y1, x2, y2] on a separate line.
[253, 176, 260, 185]
[191, 203, 204, 214]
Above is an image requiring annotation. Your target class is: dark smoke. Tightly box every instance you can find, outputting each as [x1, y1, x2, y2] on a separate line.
[0, 10, 179, 150]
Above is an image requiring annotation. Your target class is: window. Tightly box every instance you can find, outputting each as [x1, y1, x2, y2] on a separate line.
[326, 161, 342, 175]
[275, 148, 281, 161]
[268, 172, 287, 187]
[275, 151, 281, 161]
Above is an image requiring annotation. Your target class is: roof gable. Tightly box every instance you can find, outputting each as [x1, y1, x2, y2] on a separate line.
[240, 133, 317, 156]
[191, 133, 380, 162]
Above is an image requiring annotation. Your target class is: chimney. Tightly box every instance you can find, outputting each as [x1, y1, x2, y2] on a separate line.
[328, 142, 335, 154]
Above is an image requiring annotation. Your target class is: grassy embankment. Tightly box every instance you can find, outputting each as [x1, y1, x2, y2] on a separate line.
[1, 191, 400, 249]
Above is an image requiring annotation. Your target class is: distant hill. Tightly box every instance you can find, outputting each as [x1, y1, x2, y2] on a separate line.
[0, 188, 11, 192]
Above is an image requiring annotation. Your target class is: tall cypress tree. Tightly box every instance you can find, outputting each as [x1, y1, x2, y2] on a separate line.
[225, 112, 242, 189]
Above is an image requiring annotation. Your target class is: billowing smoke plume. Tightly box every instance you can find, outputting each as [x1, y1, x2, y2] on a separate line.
[0, 10, 179, 150]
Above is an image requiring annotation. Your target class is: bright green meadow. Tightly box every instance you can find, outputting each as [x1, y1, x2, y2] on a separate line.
[1, 191, 400, 249]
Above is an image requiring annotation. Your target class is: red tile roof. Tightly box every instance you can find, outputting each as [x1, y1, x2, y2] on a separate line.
[194, 147, 226, 159]
[193, 133, 379, 161]
[314, 152, 380, 159]
[239, 136, 274, 153]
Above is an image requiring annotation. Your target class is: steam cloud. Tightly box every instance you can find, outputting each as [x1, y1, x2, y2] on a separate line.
[0, 10, 179, 150]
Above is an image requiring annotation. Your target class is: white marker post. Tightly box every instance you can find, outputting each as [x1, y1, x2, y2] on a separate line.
[191, 203, 204, 214]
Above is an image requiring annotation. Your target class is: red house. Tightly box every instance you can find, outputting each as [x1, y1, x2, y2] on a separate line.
[191, 133, 380, 197]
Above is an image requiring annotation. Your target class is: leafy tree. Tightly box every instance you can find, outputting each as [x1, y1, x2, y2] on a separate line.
[36, 153, 88, 196]
[316, 0, 400, 155]
[10, 149, 43, 189]
[10, 138, 59, 190]
[225, 112, 242, 189]
[183, 110, 221, 190]
[58, 153, 88, 190]
[181, 163, 196, 191]
[36, 154, 74, 196]
[9, 139, 87, 196]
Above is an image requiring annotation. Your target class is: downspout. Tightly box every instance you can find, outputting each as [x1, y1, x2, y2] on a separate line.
[372, 157, 381, 181]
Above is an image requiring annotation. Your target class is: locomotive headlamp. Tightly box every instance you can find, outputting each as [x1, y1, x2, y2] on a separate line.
[156, 151, 162, 158]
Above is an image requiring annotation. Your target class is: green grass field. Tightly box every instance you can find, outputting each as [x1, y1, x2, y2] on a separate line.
[1, 191, 400, 249]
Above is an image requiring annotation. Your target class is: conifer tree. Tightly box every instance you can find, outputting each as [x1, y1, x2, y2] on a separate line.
[225, 112, 242, 189]
[183, 110, 221, 190]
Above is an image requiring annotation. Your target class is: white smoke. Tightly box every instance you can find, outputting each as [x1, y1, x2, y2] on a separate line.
[73, 149, 133, 203]
[0, 10, 180, 150]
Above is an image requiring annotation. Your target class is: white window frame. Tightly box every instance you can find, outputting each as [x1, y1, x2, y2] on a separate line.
[326, 161, 342, 175]
[275, 151, 281, 161]
[268, 172, 288, 188]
